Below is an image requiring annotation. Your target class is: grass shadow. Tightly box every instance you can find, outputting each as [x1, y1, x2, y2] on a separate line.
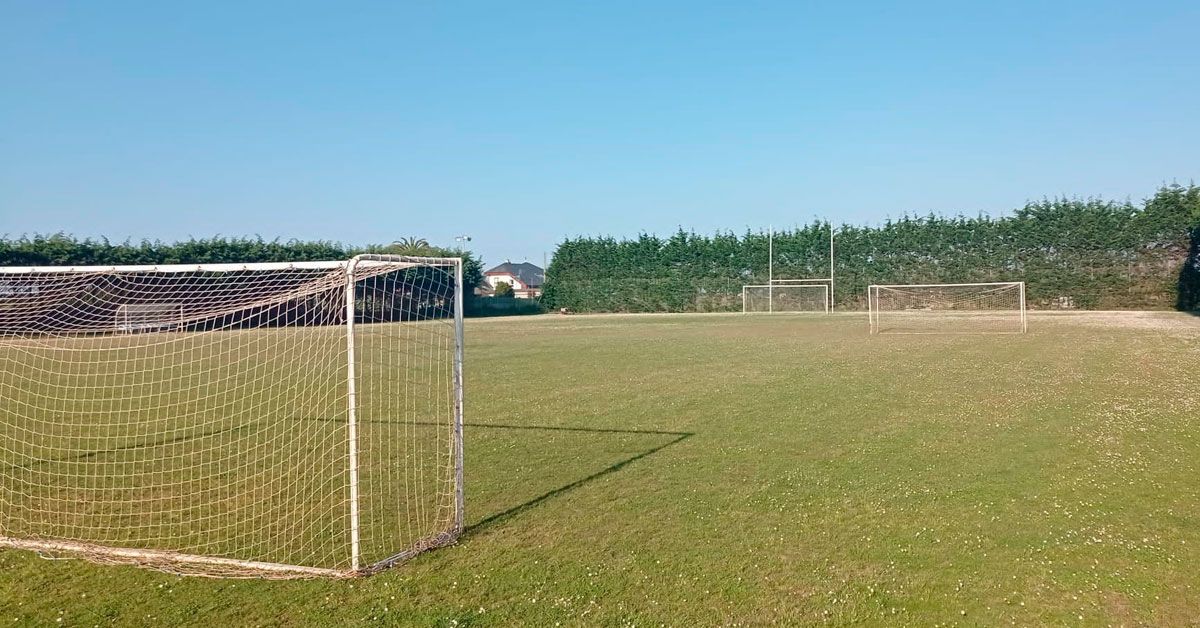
[462, 423, 693, 533]
[288, 415, 695, 534]
[1, 421, 265, 473]
[3, 415, 695, 540]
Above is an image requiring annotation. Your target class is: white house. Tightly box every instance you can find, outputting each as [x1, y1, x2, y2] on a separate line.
[481, 261, 544, 298]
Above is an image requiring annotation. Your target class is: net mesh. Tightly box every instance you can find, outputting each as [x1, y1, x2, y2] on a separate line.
[0, 257, 462, 577]
[869, 283, 1025, 334]
[742, 284, 829, 313]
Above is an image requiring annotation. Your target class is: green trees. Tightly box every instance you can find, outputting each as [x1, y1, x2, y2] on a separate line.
[0, 234, 348, 267]
[387, 237, 431, 254]
[542, 185, 1200, 312]
[493, 281, 514, 297]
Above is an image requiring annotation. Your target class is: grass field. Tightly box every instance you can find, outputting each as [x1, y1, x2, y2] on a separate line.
[2, 311, 1199, 625]
[0, 322, 460, 576]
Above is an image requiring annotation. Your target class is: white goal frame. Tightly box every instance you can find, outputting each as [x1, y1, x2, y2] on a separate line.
[742, 283, 830, 313]
[0, 255, 465, 578]
[115, 303, 185, 333]
[867, 281, 1027, 335]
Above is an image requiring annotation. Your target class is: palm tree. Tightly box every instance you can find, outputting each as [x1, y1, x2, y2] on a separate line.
[386, 237, 431, 254]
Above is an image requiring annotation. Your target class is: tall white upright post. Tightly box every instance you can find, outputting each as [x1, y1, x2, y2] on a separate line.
[768, 226, 774, 313]
[1019, 281, 1027, 334]
[867, 285, 877, 334]
[829, 224, 835, 312]
[344, 259, 361, 572]
[452, 259, 466, 534]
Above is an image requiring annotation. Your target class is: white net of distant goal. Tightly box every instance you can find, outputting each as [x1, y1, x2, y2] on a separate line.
[742, 284, 830, 313]
[116, 303, 184, 333]
[868, 282, 1027, 334]
[0, 255, 464, 578]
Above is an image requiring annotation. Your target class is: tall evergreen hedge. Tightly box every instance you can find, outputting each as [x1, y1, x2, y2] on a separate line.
[543, 184, 1200, 312]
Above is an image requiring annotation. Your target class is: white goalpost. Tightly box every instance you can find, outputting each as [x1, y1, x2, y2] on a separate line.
[868, 281, 1027, 334]
[0, 255, 465, 578]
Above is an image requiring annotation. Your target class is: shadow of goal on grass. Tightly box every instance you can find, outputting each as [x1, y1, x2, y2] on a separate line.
[461, 422, 693, 534]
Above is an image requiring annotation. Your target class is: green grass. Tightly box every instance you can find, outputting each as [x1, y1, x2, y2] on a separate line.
[2, 312, 1199, 625]
[0, 324, 459, 574]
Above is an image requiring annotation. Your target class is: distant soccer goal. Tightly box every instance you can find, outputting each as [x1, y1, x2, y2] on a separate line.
[742, 283, 830, 313]
[0, 255, 465, 578]
[868, 282, 1026, 334]
[116, 303, 184, 333]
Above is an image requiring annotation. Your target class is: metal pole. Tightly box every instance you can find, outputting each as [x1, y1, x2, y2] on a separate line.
[829, 223, 835, 312]
[868, 285, 878, 333]
[768, 226, 773, 313]
[344, 258, 361, 572]
[869, 285, 878, 334]
[452, 258, 466, 535]
[1020, 281, 1027, 334]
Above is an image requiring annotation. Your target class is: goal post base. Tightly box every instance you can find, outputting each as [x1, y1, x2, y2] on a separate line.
[0, 536, 346, 579]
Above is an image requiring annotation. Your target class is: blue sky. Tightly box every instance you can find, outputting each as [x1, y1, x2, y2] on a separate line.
[1, 1, 1196, 266]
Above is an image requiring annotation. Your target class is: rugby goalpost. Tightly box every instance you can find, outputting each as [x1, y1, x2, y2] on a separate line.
[867, 281, 1027, 335]
[0, 255, 465, 578]
[742, 224, 835, 314]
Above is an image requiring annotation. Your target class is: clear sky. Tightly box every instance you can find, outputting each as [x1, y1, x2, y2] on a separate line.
[1, 1, 1196, 267]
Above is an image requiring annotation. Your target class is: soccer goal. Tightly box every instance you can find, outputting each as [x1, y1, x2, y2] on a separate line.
[0, 255, 465, 578]
[742, 283, 830, 313]
[116, 303, 184, 333]
[867, 282, 1027, 334]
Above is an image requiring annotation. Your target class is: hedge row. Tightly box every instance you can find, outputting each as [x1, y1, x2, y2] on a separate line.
[542, 184, 1200, 312]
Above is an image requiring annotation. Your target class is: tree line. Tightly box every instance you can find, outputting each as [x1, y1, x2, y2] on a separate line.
[542, 184, 1200, 312]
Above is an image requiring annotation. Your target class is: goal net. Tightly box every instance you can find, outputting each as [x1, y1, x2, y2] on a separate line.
[742, 283, 830, 313]
[116, 303, 184, 333]
[0, 255, 465, 578]
[868, 282, 1027, 334]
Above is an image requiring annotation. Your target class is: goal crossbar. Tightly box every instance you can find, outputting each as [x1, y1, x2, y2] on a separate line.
[0, 257, 456, 275]
[769, 278, 831, 284]
[870, 281, 1020, 289]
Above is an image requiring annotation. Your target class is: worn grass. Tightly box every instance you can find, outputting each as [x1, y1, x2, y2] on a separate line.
[2, 312, 1199, 625]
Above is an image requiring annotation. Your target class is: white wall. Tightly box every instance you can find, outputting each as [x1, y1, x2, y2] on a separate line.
[485, 273, 524, 290]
